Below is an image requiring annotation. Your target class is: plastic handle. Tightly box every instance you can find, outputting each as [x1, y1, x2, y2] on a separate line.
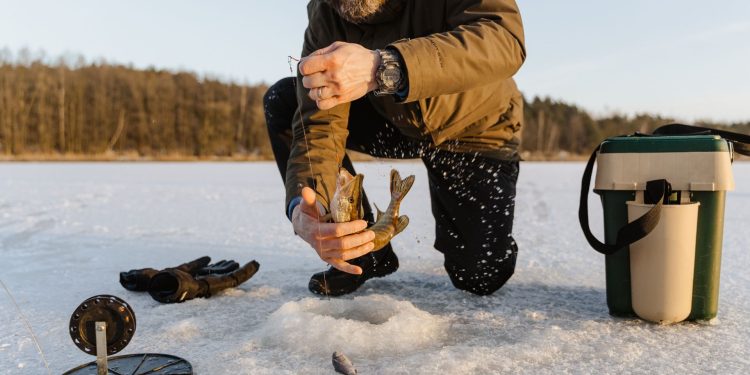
[579, 145, 667, 255]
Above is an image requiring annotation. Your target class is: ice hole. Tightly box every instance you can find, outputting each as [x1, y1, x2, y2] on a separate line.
[255, 294, 449, 357]
[305, 301, 397, 325]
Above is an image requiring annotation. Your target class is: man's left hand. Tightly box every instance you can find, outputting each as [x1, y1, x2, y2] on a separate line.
[299, 41, 380, 110]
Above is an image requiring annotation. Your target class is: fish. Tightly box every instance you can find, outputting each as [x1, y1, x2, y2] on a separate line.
[329, 168, 365, 223]
[328, 168, 415, 251]
[369, 169, 415, 251]
[332, 351, 357, 375]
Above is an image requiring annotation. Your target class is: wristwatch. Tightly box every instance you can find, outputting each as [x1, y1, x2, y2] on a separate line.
[374, 48, 404, 96]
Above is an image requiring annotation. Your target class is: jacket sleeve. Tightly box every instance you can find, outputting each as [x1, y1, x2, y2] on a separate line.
[389, 0, 526, 103]
[285, 2, 349, 212]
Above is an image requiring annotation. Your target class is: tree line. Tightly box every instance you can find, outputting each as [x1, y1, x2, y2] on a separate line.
[1, 58, 748, 159]
[0, 58, 268, 158]
[521, 96, 750, 159]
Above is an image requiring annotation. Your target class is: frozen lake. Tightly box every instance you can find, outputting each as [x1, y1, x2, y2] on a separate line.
[1, 162, 749, 374]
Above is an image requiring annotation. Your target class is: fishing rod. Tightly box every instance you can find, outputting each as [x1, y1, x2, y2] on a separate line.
[0, 277, 51, 374]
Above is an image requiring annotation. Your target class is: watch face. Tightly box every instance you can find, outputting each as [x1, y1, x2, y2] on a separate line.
[381, 64, 401, 89]
[384, 69, 400, 83]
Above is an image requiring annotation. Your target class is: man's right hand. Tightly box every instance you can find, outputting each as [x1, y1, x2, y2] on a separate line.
[291, 187, 376, 275]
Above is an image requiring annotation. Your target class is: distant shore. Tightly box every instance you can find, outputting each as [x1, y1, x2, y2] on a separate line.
[0, 150, 588, 162]
[2, 153, 745, 162]
[0, 153, 269, 162]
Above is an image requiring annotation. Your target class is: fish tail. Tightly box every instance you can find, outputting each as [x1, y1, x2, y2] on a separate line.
[390, 169, 415, 201]
[395, 215, 409, 235]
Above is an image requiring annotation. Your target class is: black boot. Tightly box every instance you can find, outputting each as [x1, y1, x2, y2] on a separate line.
[308, 244, 399, 296]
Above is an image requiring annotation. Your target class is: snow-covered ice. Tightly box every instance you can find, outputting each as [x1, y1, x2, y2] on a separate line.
[1, 162, 749, 374]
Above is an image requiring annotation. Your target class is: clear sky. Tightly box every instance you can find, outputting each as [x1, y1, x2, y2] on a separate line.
[1, 0, 748, 122]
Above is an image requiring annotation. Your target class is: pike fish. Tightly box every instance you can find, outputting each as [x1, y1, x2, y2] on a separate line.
[332, 351, 357, 375]
[328, 168, 415, 251]
[330, 168, 365, 223]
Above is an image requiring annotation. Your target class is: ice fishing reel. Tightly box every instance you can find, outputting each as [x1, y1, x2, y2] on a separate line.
[69, 295, 136, 355]
[64, 294, 193, 375]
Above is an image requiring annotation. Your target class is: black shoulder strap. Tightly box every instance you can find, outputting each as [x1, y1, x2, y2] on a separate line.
[653, 123, 750, 156]
[578, 145, 667, 255]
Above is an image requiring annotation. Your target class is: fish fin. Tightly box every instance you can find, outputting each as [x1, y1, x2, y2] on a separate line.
[390, 169, 415, 201]
[389, 169, 401, 194]
[395, 215, 409, 235]
[374, 204, 385, 222]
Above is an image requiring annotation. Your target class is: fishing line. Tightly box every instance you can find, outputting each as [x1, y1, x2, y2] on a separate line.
[0, 277, 51, 374]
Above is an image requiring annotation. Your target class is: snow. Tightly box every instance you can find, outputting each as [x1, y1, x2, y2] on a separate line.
[255, 294, 449, 357]
[1, 162, 749, 374]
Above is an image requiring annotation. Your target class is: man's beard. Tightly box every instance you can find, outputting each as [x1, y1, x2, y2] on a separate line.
[326, 0, 389, 24]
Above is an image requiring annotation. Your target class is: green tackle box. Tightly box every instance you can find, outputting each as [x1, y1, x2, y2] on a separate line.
[593, 135, 735, 321]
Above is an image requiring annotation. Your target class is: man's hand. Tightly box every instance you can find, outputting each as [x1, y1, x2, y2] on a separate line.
[292, 187, 376, 274]
[299, 41, 380, 110]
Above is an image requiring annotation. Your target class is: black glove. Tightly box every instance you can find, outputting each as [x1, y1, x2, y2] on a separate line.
[119, 256, 212, 291]
[148, 260, 260, 303]
[195, 259, 240, 276]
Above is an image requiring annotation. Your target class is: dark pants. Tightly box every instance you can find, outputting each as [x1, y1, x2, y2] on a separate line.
[264, 77, 519, 296]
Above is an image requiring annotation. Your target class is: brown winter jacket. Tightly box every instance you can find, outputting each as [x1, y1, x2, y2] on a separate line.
[286, 0, 526, 210]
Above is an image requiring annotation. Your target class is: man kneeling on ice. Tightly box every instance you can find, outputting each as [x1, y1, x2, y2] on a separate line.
[265, 0, 526, 296]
